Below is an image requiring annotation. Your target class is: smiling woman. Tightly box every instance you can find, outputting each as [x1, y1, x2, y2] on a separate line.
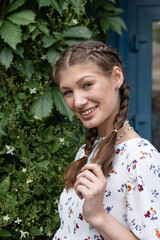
[53, 41, 160, 240]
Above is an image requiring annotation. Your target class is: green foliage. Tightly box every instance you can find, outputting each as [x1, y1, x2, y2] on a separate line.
[0, 0, 126, 239]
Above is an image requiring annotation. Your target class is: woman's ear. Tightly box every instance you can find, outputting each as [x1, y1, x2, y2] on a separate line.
[112, 66, 124, 88]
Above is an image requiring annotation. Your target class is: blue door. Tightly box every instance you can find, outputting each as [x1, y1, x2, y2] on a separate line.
[127, 0, 160, 151]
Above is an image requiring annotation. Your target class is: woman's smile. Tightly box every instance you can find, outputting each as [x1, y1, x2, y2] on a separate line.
[80, 106, 98, 118]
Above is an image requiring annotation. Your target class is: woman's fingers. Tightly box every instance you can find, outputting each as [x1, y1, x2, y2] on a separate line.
[81, 163, 106, 182]
[74, 163, 107, 200]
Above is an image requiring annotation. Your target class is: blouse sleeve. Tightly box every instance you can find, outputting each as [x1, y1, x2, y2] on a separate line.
[126, 144, 160, 239]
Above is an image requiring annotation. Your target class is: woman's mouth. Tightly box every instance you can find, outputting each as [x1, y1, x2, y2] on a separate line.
[81, 106, 98, 117]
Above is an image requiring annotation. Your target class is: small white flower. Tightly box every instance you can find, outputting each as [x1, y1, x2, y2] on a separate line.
[41, 54, 47, 61]
[59, 138, 64, 143]
[6, 145, 15, 155]
[20, 230, 28, 239]
[22, 168, 27, 173]
[34, 115, 40, 120]
[54, 199, 59, 204]
[26, 178, 33, 184]
[73, 19, 78, 24]
[30, 88, 37, 94]
[3, 215, 10, 221]
[54, 209, 58, 214]
[46, 231, 52, 237]
[40, 227, 43, 232]
[14, 217, 22, 224]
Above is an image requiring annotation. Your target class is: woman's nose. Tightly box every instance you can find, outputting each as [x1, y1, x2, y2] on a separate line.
[74, 92, 87, 109]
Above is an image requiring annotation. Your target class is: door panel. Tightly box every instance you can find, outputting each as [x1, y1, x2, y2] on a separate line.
[128, 2, 160, 151]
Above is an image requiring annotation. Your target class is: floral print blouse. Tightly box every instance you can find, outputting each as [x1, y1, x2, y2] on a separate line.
[53, 138, 160, 240]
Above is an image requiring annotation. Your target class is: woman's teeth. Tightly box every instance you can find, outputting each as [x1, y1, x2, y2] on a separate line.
[81, 107, 97, 116]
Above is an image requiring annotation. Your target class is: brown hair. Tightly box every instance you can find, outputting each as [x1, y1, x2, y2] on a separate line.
[54, 41, 130, 188]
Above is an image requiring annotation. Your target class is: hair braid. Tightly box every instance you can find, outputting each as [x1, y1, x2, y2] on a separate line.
[91, 81, 130, 176]
[64, 128, 98, 189]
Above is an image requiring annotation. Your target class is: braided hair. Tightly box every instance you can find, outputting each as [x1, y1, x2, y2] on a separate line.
[54, 41, 130, 188]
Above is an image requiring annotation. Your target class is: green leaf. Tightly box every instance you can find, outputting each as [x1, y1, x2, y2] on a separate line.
[70, 0, 81, 16]
[37, 160, 50, 168]
[0, 19, 3, 27]
[42, 34, 57, 48]
[31, 29, 40, 40]
[29, 24, 37, 33]
[0, 123, 6, 137]
[0, 20, 22, 49]
[51, 0, 62, 16]
[0, 230, 12, 237]
[63, 26, 93, 39]
[100, 18, 110, 33]
[29, 228, 44, 236]
[37, 19, 49, 37]
[21, 145, 31, 161]
[65, 39, 83, 46]
[0, 176, 10, 195]
[47, 47, 60, 67]
[52, 87, 74, 121]
[107, 17, 127, 35]
[6, 194, 17, 209]
[16, 55, 35, 79]
[0, 47, 13, 69]
[5, 0, 26, 14]
[31, 90, 54, 119]
[12, 46, 24, 58]
[7, 10, 36, 25]
[37, 0, 51, 8]
[15, 171, 27, 182]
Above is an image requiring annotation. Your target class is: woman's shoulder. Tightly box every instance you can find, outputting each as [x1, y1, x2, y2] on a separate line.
[116, 138, 160, 177]
[116, 137, 159, 153]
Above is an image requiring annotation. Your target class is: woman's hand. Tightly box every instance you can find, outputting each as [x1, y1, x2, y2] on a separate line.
[74, 163, 107, 225]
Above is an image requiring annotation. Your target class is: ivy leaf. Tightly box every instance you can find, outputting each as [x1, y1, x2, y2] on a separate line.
[5, 0, 26, 14]
[51, 0, 62, 16]
[31, 90, 54, 119]
[63, 26, 93, 39]
[0, 230, 12, 237]
[37, 0, 51, 8]
[42, 34, 57, 48]
[47, 47, 60, 67]
[0, 20, 22, 49]
[52, 87, 74, 121]
[0, 47, 13, 69]
[16, 55, 35, 79]
[7, 10, 36, 25]
[29, 228, 44, 236]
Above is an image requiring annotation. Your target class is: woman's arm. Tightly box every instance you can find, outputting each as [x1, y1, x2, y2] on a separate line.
[74, 163, 139, 240]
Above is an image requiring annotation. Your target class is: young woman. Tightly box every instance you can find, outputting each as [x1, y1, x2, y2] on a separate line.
[53, 41, 160, 240]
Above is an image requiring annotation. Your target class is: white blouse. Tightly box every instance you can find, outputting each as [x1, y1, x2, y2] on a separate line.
[53, 138, 160, 240]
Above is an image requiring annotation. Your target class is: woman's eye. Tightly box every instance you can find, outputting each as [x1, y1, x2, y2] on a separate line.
[84, 83, 92, 88]
[63, 91, 72, 96]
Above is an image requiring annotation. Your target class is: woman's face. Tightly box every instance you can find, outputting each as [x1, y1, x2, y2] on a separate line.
[59, 62, 123, 136]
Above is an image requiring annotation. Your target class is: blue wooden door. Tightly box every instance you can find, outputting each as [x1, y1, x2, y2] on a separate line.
[127, 0, 160, 151]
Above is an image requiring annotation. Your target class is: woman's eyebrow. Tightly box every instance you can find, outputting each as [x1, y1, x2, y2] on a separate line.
[60, 75, 95, 90]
